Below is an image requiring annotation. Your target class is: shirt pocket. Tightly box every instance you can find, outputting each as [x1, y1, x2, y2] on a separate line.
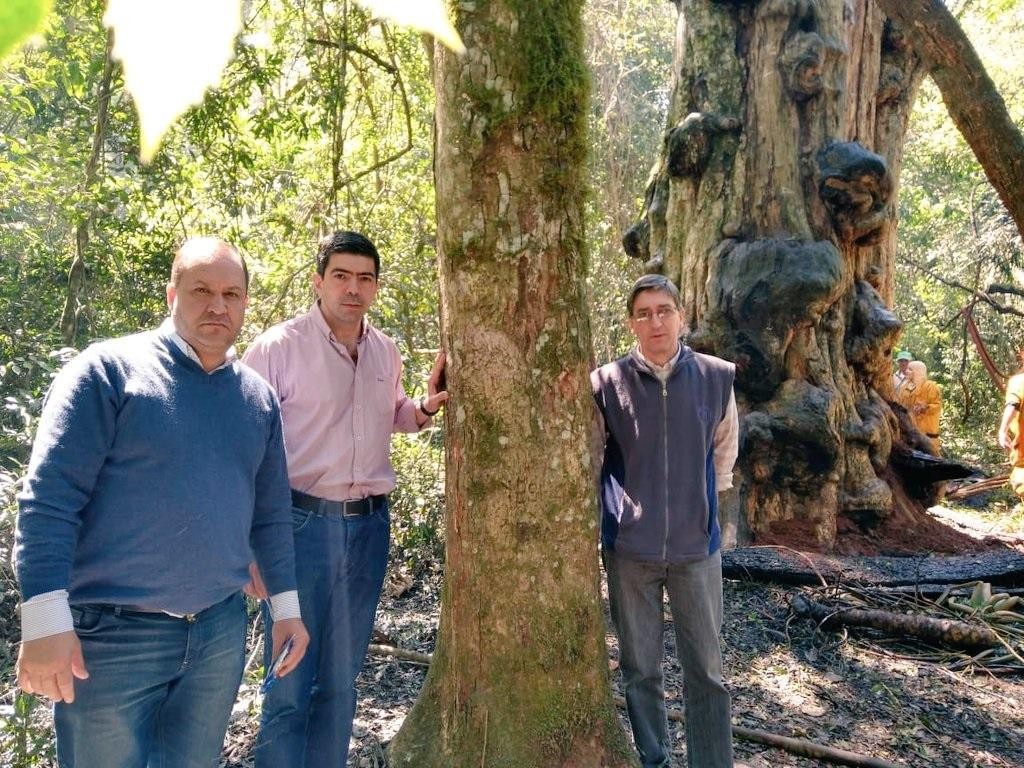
[374, 374, 395, 417]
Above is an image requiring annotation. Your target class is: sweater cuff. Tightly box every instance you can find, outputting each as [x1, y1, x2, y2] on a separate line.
[269, 590, 301, 621]
[21, 590, 75, 642]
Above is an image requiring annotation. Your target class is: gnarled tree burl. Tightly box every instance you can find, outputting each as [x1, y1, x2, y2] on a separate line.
[625, 0, 943, 549]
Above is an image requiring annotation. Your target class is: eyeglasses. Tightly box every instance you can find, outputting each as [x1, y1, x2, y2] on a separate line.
[632, 308, 678, 323]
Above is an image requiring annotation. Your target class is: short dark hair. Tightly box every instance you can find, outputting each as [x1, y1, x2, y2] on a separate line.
[171, 237, 249, 291]
[316, 231, 380, 277]
[627, 273, 682, 315]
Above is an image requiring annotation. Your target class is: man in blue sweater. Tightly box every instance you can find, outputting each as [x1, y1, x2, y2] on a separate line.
[14, 237, 309, 767]
[592, 274, 739, 768]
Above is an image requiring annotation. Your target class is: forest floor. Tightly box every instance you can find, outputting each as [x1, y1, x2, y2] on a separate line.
[300, 568, 1024, 768]
[227, 500, 1023, 768]
[2, 502, 1023, 767]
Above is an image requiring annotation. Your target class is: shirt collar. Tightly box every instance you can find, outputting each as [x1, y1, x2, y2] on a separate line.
[309, 301, 370, 344]
[631, 342, 682, 377]
[160, 318, 236, 373]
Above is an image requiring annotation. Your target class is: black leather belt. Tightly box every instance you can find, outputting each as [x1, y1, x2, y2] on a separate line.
[80, 592, 238, 622]
[926, 432, 939, 438]
[290, 489, 386, 518]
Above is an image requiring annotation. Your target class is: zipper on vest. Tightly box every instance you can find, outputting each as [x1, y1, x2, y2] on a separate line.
[662, 381, 669, 561]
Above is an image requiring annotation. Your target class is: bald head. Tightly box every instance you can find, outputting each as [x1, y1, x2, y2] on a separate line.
[170, 237, 248, 291]
[166, 237, 250, 371]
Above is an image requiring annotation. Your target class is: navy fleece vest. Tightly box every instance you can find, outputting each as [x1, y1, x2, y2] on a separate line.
[591, 347, 734, 561]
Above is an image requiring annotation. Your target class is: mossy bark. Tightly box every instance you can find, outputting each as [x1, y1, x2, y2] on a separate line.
[626, 0, 927, 549]
[389, 2, 635, 766]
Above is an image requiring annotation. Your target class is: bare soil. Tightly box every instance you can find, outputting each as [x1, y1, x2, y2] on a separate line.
[760, 506, 1012, 557]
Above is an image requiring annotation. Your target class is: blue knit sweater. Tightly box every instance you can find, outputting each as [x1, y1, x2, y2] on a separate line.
[15, 328, 296, 613]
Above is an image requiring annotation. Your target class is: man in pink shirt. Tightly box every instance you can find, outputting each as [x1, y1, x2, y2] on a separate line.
[242, 231, 447, 767]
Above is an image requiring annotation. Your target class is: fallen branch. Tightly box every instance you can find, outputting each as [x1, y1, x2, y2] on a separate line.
[722, 547, 1024, 588]
[367, 643, 432, 665]
[791, 593, 1001, 649]
[945, 473, 1009, 500]
[612, 696, 898, 768]
[366, 644, 898, 767]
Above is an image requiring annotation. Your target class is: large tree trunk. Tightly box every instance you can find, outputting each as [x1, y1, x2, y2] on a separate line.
[625, 0, 929, 549]
[389, 2, 634, 766]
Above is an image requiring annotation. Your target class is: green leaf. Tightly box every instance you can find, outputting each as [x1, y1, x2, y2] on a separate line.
[12, 94, 35, 117]
[0, 0, 53, 61]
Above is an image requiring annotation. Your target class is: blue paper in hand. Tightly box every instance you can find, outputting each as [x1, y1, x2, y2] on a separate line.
[260, 635, 295, 695]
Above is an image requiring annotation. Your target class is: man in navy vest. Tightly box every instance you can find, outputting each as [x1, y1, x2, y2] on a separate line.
[15, 237, 309, 767]
[592, 274, 739, 768]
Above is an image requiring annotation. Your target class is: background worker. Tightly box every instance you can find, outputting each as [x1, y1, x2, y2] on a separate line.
[897, 360, 942, 453]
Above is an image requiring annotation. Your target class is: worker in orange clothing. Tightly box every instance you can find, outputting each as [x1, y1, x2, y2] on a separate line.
[897, 361, 942, 453]
[997, 361, 1024, 498]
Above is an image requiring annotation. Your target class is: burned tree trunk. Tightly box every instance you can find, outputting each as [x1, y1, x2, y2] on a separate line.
[389, 2, 634, 766]
[625, 1, 929, 549]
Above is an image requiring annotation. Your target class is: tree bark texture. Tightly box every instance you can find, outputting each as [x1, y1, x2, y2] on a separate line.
[389, 2, 634, 766]
[625, 0, 929, 548]
[874, 0, 1024, 244]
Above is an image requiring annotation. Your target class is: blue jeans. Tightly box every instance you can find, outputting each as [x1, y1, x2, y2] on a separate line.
[254, 501, 390, 768]
[54, 592, 247, 768]
[605, 549, 733, 768]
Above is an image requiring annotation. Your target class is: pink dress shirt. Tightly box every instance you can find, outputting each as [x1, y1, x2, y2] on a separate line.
[242, 304, 425, 502]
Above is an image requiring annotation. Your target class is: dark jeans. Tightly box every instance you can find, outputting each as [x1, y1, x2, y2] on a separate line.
[54, 592, 247, 768]
[254, 500, 390, 768]
[605, 549, 733, 768]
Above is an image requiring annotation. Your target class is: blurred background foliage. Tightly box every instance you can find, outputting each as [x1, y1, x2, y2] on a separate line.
[896, 1, 1024, 468]
[1, 0, 1023, 576]
[1, 1, 1023, 754]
